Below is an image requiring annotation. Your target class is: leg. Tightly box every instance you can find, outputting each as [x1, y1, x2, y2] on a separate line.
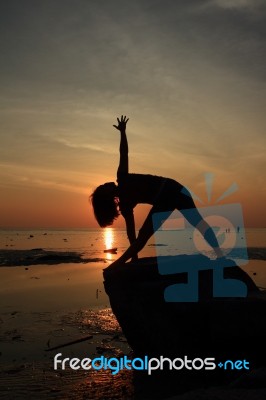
[176, 190, 223, 258]
[137, 207, 174, 251]
[181, 208, 223, 257]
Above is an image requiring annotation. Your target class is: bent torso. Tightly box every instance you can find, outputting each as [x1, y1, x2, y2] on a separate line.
[117, 173, 183, 215]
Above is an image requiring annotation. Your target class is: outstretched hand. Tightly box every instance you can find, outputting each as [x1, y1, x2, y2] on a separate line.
[113, 115, 129, 132]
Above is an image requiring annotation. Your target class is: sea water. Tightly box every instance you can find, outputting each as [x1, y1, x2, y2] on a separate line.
[0, 227, 265, 256]
[0, 228, 265, 294]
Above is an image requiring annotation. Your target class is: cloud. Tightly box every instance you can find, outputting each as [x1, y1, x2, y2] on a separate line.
[51, 137, 107, 153]
[211, 0, 264, 9]
[0, 0, 265, 227]
[0, 161, 90, 194]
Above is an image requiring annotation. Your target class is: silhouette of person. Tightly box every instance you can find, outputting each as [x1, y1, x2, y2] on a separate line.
[91, 116, 223, 266]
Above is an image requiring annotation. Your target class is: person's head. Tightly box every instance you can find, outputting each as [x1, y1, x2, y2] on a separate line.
[90, 182, 119, 227]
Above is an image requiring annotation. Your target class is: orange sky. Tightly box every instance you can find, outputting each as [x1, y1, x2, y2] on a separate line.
[0, 1, 265, 229]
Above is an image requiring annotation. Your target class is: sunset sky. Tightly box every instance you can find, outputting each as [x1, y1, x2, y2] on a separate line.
[0, 0, 265, 229]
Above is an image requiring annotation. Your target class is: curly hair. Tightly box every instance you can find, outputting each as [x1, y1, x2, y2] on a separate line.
[90, 183, 120, 227]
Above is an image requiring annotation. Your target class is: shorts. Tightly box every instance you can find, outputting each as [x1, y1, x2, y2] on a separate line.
[153, 178, 196, 212]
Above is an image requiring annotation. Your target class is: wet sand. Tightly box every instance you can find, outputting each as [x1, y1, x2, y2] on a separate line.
[0, 307, 133, 399]
[0, 261, 134, 399]
[1, 249, 266, 399]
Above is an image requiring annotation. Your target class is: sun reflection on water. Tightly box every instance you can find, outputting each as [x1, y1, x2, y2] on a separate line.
[104, 228, 115, 261]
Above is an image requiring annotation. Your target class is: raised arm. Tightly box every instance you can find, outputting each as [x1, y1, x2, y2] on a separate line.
[113, 115, 129, 179]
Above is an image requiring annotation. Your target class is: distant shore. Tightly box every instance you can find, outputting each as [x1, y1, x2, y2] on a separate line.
[0, 248, 106, 266]
[0, 247, 266, 267]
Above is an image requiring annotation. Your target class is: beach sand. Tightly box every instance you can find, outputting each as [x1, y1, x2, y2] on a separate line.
[1, 241, 266, 399]
[0, 261, 134, 399]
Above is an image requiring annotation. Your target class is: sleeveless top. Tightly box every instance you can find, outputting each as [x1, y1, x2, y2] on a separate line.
[117, 173, 182, 216]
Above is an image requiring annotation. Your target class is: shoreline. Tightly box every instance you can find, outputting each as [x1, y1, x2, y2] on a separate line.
[0, 246, 266, 267]
[0, 248, 106, 267]
[1, 262, 266, 399]
[1, 252, 266, 398]
[0, 258, 134, 398]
